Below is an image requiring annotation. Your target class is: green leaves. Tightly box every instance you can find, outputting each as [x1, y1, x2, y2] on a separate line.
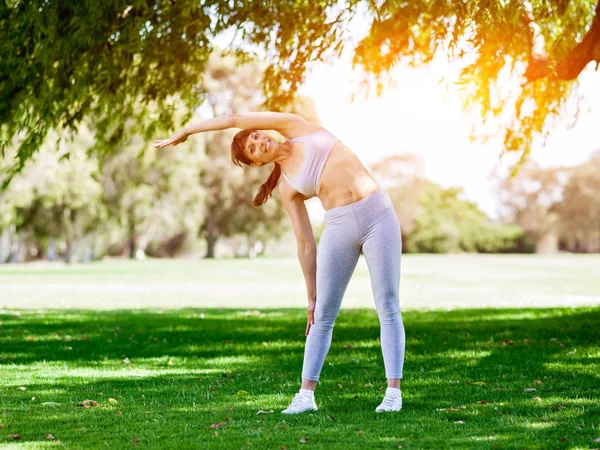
[2, 0, 597, 181]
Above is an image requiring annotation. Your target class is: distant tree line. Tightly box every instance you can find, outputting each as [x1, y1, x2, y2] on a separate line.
[0, 52, 319, 263]
[362, 151, 600, 254]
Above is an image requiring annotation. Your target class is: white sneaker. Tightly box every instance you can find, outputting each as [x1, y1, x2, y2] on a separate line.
[281, 393, 318, 414]
[375, 388, 402, 412]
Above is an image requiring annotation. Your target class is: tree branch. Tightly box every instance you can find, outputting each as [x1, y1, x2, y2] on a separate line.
[522, 0, 600, 82]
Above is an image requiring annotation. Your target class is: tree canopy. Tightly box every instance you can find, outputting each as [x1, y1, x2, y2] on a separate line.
[2, 0, 599, 182]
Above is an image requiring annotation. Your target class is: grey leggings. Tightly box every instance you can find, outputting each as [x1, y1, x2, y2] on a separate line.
[302, 188, 405, 381]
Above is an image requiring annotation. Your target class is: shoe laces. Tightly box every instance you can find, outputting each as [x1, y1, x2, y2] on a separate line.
[382, 392, 399, 408]
[290, 393, 308, 406]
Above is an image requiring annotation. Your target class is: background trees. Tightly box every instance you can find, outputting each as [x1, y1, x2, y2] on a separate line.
[554, 151, 600, 252]
[497, 151, 600, 253]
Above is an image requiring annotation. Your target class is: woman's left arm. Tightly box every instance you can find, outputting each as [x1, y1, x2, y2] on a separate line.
[229, 111, 308, 135]
[153, 111, 315, 148]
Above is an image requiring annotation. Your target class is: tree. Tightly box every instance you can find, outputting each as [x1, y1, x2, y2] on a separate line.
[407, 184, 533, 253]
[497, 160, 569, 252]
[0, 0, 348, 184]
[370, 153, 430, 246]
[100, 125, 205, 259]
[0, 130, 105, 263]
[5, 1, 597, 181]
[553, 151, 600, 252]
[197, 52, 295, 258]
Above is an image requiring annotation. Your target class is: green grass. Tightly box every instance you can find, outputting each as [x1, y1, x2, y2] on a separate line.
[1, 307, 599, 449]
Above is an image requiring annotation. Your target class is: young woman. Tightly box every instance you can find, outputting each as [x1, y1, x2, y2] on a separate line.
[153, 111, 406, 414]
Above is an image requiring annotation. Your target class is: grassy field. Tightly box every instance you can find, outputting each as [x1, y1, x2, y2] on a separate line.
[0, 307, 599, 449]
[0, 256, 599, 449]
[1, 254, 599, 310]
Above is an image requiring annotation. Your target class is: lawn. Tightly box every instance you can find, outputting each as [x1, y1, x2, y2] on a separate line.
[1, 307, 599, 449]
[0, 256, 599, 449]
[1, 254, 599, 310]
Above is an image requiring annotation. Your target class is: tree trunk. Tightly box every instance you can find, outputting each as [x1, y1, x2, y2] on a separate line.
[9, 230, 26, 263]
[46, 237, 58, 261]
[128, 222, 137, 260]
[0, 228, 10, 263]
[205, 235, 218, 259]
[64, 238, 78, 264]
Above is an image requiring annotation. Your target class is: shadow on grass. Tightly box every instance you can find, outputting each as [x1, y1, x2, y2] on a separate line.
[1, 307, 599, 449]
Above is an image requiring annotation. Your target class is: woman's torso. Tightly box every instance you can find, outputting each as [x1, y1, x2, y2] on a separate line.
[281, 129, 381, 210]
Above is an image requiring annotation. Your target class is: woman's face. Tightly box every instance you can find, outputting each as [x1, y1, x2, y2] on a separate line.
[245, 131, 275, 167]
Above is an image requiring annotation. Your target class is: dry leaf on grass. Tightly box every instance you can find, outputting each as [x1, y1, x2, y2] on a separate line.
[533, 380, 543, 384]
[477, 400, 489, 405]
[122, 357, 130, 364]
[299, 437, 309, 443]
[44, 434, 54, 440]
[471, 381, 486, 386]
[357, 431, 364, 436]
[550, 404, 565, 410]
[77, 400, 98, 408]
[524, 388, 537, 392]
[41, 402, 61, 407]
[207, 421, 228, 429]
[533, 397, 542, 402]
[344, 345, 354, 350]
[133, 437, 139, 444]
[17, 387, 26, 391]
[0, 424, 5, 429]
[108, 398, 118, 404]
[115, 411, 123, 416]
[256, 410, 274, 415]
[8, 434, 21, 440]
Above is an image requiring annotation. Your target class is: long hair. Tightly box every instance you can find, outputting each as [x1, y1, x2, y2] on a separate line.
[231, 129, 282, 208]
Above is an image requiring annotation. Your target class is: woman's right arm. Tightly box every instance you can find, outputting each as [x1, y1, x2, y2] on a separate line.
[279, 181, 317, 336]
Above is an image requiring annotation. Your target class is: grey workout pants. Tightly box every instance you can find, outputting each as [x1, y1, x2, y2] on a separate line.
[302, 188, 405, 381]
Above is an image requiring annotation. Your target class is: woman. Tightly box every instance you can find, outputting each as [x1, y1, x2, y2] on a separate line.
[153, 111, 405, 414]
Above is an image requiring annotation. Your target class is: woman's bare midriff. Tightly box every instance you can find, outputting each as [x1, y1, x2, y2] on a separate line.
[315, 141, 381, 211]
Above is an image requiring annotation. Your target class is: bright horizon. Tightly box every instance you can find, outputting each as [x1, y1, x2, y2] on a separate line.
[299, 53, 600, 223]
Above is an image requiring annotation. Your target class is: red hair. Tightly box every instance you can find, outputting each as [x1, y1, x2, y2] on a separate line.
[231, 129, 281, 208]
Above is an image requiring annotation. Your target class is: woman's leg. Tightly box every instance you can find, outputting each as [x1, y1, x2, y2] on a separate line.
[360, 210, 405, 386]
[300, 223, 361, 388]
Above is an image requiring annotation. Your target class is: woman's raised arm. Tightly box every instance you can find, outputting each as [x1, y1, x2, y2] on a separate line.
[153, 111, 311, 148]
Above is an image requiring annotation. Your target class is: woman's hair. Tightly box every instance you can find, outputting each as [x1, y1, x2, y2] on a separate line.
[231, 129, 281, 208]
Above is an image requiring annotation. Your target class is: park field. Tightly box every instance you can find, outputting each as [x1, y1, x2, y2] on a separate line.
[0, 255, 599, 449]
[1, 254, 599, 310]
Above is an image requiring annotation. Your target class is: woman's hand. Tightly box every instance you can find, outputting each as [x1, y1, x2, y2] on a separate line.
[153, 129, 189, 148]
[305, 299, 316, 336]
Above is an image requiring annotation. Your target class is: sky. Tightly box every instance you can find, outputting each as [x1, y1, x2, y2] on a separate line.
[298, 59, 599, 222]
[294, 14, 600, 223]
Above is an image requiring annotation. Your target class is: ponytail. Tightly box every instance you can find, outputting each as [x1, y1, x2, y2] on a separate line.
[252, 163, 281, 208]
